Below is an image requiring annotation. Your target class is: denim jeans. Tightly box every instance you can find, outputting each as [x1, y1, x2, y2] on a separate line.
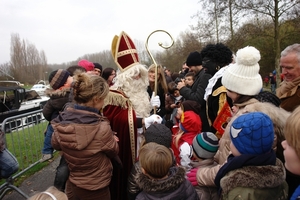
[271, 83, 276, 94]
[42, 124, 54, 154]
[54, 155, 69, 192]
[0, 148, 19, 178]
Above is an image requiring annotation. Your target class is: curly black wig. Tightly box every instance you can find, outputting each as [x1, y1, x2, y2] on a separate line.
[200, 43, 233, 76]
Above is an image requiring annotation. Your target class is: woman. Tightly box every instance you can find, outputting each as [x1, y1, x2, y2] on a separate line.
[147, 64, 168, 118]
[51, 73, 119, 200]
[102, 67, 116, 87]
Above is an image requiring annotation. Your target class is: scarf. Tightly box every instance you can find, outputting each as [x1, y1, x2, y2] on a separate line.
[276, 76, 300, 99]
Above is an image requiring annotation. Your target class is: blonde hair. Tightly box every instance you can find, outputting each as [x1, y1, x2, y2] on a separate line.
[139, 142, 172, 179]
[72, 73, 109, 104]
[28, 186, 67, 200]
[148, 64, 168, 94]
[284, 105, 300, 159]
[173, 129, 185, 149]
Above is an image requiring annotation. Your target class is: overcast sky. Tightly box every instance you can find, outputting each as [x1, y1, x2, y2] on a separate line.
[0, 0, 199, 64]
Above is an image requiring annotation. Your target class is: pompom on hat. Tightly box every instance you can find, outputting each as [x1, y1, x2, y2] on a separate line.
[48, 69, 70, 90]
[186, 51, 202, 67]
[78, 59, 95, 71]
[221, 46, 262, 96]
[144, 124, 172, 148]
[230, 112, 274, 155]
[111, 31, 139, 72]
[192, 132, 219, 159]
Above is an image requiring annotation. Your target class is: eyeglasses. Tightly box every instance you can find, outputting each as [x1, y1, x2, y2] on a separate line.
[110, 73, 116, 76]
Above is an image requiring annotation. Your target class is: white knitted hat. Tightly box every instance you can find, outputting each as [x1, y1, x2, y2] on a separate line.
[221, 46, 262, 96]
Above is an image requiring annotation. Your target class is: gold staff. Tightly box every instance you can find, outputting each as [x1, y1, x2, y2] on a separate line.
[145, 30, 174, 113]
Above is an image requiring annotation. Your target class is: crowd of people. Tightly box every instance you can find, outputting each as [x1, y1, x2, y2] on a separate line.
[1, 30, 300, 200]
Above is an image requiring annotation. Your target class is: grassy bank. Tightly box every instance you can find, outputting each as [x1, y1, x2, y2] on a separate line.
[1, 121, 57, 186]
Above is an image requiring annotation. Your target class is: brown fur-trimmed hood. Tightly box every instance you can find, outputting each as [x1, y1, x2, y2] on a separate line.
[220, 158, 286, 194]
[45, 87, 71, 97]
[137, 166, 186, 192]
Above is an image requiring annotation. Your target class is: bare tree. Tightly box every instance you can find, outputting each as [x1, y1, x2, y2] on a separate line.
[193, 0, 238, 43]
[235, 0, 300, 84]
[10, 33, 48, 83]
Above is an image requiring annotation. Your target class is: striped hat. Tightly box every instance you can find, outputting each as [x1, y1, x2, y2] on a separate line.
[49, 69, 70, 90]
[192, 132, 219, 159]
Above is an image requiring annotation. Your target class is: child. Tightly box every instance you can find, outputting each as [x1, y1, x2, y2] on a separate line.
[172, 100, 202, 170]
[136, 142, 199, 200]
[165, 81, 183, 128]
[127, 123, 173, 200]
[185, 72, 195, 88]
[28, 186, 67, 200]
[215, 112, 288, 200]
[40, 69, 73, 162]
[282, 106, 300, 199]
[188, 132, 219, 200]
[51, 73, 119, 199]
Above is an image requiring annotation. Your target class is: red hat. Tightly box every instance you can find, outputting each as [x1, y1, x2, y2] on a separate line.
[111, 31, 139, 72]
[179, 111, 202, 134]
[78, 59, 95, 71]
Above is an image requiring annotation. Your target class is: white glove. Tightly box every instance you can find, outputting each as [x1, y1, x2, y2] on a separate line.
[150, 92, 161, 108]
[144, 114, 163, 129]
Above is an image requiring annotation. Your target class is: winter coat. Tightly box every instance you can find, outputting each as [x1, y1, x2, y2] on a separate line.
[276, 77, 300, 112]
[179, 68, 212, 131]
[136, 166, 199, 200]
[196, 98, 259, 187]
[51, 106, 119, 191]
[279, 86, 300, 112]
[42, 88, 71, 121]
[220, 158, 288, 200]
[127, 161, 142, 200]
[128, 154, 177, 200]
[191, 159, 219, 200]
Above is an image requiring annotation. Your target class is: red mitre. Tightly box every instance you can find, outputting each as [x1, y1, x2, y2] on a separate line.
[111, 31, 140, 72]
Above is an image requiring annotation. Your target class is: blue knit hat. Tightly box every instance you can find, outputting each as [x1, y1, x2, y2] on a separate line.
[230, 112, 274, 155]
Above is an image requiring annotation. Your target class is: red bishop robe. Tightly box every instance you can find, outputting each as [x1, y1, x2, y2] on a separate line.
[103, 89, 137, 200]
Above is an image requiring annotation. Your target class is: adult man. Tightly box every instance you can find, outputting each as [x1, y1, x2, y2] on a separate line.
[276, 43, 300, 112]
[177, 51, 212, 131]
[276, 43, 300, 198]
[103, 31, 161, 200]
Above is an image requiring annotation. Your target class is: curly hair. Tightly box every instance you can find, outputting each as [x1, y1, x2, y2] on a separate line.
[200, 43, 233, 76]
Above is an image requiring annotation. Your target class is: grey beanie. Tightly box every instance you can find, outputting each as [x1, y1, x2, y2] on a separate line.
[192, 132, 219, 159]
[144, 124, 172, 148]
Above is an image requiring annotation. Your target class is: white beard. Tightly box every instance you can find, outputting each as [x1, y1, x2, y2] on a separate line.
[126, 78, 151, 118]
[112, 64, 151, 118]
